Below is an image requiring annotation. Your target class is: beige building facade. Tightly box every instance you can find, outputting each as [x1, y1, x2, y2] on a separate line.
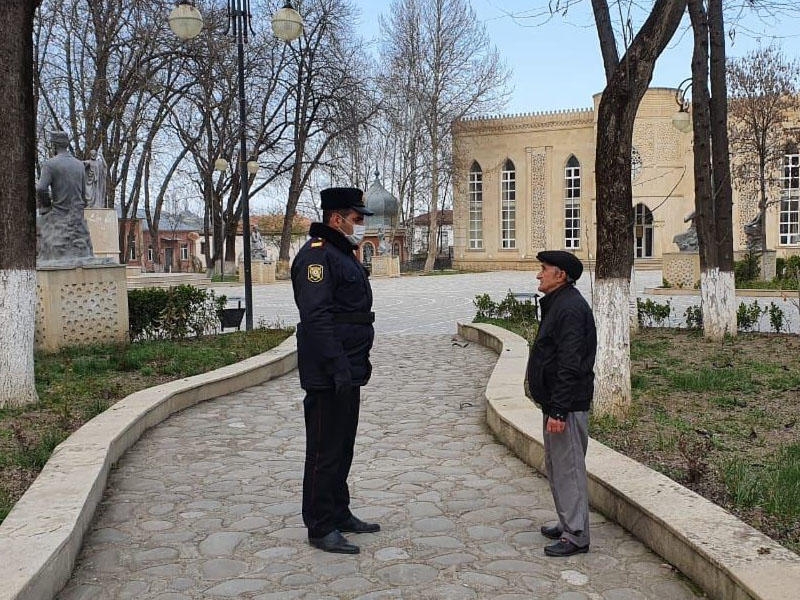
[452, 87, 800, 271]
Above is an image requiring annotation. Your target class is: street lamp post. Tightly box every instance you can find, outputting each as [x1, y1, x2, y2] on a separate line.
[169, 1, 302, 330]
[672, 77, 693, 133]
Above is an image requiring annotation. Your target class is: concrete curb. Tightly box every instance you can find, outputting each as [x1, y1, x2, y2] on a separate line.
[0, 336, 297, 600]
[458, 321, 800, 600]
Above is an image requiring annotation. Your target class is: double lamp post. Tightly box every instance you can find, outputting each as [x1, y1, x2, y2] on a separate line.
[168, 1, 303, 330]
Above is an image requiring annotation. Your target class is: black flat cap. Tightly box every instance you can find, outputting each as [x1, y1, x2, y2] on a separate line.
[321, 187, 373, 215]
[537, 250, 584, 281]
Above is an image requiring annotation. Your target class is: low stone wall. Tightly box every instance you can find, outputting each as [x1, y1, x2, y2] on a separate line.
[458, 321, 800, 600]
[0, 337, 297, 600]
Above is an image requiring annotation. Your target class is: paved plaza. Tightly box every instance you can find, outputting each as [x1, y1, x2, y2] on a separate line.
[60, 334, 701, 599]
[223, 270, 799, 334]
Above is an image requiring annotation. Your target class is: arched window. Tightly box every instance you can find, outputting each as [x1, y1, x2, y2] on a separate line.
[564, 155, 581, 249]
[780, 152, 800, 245]
[468, 161, 483, 249]
[634, 203, 654, 258]
[501, 159, 516, 249]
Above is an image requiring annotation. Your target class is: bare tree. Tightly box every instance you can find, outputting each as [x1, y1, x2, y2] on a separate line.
[382, 0, 509, 272]
[728, 45, 800, 274]
[275, 0, 379, 277]
[0, 0, 40, 408]
[590, 0, 687, 416]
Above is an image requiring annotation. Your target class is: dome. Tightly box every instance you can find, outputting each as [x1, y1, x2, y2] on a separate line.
[364, 171, 399, 229]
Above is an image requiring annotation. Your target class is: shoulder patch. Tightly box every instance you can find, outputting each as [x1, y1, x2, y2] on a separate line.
[307, 264, 324, 282]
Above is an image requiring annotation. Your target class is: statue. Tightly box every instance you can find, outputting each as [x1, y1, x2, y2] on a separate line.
[744, 211, 764, 252]
[672, 210, 699, 252]
[83, 149, 108, 208]
[36, 130, 94, 265]
[251, 226, 269, 261]
[376, 225, 391, 256]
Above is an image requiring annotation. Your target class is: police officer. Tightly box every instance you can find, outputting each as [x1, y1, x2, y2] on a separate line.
[291, 187, 379, 554]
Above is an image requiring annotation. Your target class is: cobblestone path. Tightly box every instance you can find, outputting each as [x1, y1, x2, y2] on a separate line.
[59, 336, 700, 599]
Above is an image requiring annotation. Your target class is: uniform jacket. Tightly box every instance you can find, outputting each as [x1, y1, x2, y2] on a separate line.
[526, 284, 596, 419]
[291, 222, 374, 391]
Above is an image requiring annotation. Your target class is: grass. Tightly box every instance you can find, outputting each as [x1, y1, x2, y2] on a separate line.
[0, 327, 292, 524]
[210, 273, 240, 282]
[480, 318, 800, 555]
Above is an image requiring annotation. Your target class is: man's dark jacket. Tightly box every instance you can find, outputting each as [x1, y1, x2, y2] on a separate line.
[526, 283, 596, 419]
[291, 222, 374, 391]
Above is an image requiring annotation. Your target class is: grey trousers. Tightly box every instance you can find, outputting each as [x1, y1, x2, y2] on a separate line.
[543, 411, 590, 548]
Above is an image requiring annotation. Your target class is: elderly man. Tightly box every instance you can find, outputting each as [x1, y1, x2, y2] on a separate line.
[526, 250, 597, 557]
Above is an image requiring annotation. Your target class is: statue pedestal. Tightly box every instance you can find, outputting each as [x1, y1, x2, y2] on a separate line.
[36, 264, 129, 352]
[734, 250, 777, 281]
[662, 252, 700, 289]
[84, 208, 120, 262]
[370, 255, 400, 278]
[240, 261, 275, 284]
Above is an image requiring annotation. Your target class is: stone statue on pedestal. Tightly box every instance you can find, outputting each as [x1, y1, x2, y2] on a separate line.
[83, 148, 108, 208]
[744, 211, 764, 252]
[672, 210, 699, 252]
[36, 130, 94, 265]
[251, 226, 269, 261]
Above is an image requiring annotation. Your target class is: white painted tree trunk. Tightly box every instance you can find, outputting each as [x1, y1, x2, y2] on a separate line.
[701, 268, 737, 340]
[0, 269, 38, 408]
[593, 278, 632, 418]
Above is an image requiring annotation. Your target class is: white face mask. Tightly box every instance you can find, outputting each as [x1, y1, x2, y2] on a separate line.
[338, 216, 366, 245]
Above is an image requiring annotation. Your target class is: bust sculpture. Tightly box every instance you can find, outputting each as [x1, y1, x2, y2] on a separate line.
[251, 226, 269, 261]
[36, 130, 94, 265]
[672, 210, 699, 252]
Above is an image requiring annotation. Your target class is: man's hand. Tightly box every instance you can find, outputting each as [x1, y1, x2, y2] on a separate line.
[546, 416, 566, 434]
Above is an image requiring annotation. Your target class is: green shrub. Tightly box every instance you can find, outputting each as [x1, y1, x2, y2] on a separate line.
[636, 298, 672, 328]
[736, 300, 763, 332]
[734, 252, 760, 285]
[684, 304, 703, 330]
[473, 293, 496, 319]
[128, 285, 225, 341]
[767, 302, 785, 333]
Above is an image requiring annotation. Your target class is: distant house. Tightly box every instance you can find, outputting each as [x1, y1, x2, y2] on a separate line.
[121, 209, 204, 273]
[408, 209, 454, 256]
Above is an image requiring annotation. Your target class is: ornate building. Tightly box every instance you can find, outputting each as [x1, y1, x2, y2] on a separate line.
[361, 172, 407, 267]
[452, 88, 800, 271]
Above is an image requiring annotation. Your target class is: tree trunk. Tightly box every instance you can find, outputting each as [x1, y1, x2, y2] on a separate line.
[705, 0, 736, 337]
[0, 0, 40, 408]
[278, 163, 304, 278]
[592, 0, 687, 417]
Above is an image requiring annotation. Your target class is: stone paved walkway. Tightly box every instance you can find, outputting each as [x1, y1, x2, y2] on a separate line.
[59, 336, 700, 599]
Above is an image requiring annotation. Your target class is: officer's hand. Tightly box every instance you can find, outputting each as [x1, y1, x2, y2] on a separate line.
[546, 416, 566, 434]
[334, 375, 353, 398]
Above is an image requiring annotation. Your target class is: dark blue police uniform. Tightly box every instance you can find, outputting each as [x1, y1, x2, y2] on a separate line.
[290, 196, 375, 545]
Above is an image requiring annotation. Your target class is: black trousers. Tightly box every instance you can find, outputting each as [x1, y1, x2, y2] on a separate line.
[302, 386, 360, 538]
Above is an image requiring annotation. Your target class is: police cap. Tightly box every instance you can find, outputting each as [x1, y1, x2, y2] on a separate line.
[536, 250, 584, 281]
[320, 187, 374, 215]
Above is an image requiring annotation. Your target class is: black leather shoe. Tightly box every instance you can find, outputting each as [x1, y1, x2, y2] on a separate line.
[308, 530, 360, 554]
[337, 515, 381, 534]
[540, 524, 562, 540]
[544, 538, 589, 557]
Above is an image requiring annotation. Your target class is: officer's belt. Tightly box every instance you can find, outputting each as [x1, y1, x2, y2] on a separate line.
[332, 311, 375, 324]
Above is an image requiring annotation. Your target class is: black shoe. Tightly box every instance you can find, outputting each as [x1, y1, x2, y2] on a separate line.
[308, 530, 360, 554]
[544, 538, 589, 557]
[337, 515, 381, 534]
[540, 524, 562, 540]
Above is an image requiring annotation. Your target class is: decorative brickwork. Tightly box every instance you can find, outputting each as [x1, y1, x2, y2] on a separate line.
[527, 147, 548, 251]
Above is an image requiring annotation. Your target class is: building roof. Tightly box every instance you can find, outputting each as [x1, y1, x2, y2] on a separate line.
[411, 209, 453, 227]
[135, 208, 204, 231]
[365, 172, 399, 229]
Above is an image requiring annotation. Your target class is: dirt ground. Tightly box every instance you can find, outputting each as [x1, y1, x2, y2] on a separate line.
[592, 329, 800, 554]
